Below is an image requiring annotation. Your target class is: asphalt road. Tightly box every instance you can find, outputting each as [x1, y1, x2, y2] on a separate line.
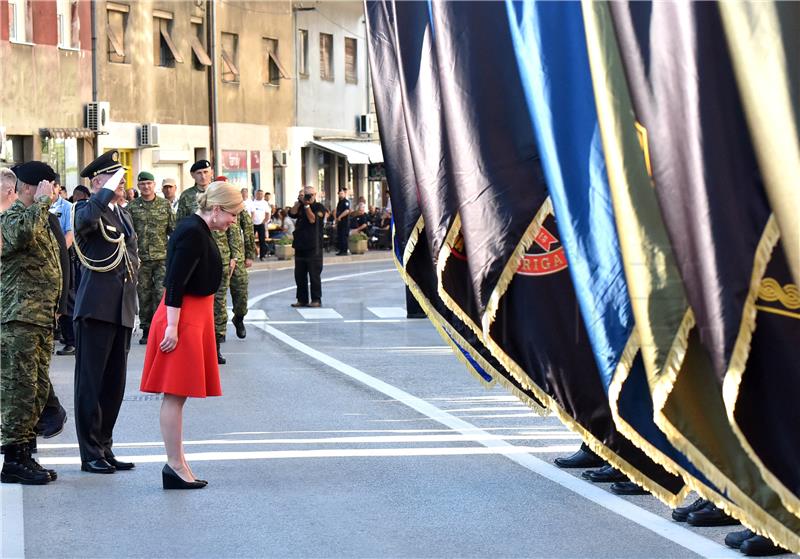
[2, 258, 753, 558]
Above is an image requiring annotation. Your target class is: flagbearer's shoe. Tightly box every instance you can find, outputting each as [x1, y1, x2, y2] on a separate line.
[554, 444, 604, 469]
[81, 458, 116, 474]
[610, 481, 648, 496]
[139, 328, 149, 345]
[1, 444, 51, 485]
[686, 503, 739, 527]
[672, 498, 709, 522]
[216, 339, 226, 365]
[583, 464, 628, 483]
[739, 535, 789, 556]
[308, 301, 321, 308]
[105, 455, 135, 471]
[725, 529, 756, 549]
[56, 344, 75, 355]
[35, 404, 67, 439]
[232, 315, 247, 339]
[290, 301, 308, 308]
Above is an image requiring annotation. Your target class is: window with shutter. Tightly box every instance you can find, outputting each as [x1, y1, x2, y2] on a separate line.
[345, 37, 357, 84]
[320, 32, 333, 81]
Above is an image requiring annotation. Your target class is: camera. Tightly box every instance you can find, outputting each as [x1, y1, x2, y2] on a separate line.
[303, 193, 313, 201]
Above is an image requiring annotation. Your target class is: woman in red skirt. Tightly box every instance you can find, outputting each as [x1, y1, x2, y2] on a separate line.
[140, 180, 244, 489]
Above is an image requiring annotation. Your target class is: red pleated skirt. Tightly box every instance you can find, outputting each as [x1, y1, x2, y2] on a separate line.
[140, 294, 221, 398]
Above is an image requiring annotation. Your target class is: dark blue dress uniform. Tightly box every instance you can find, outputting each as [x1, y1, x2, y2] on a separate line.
[72, 151, 140, 472]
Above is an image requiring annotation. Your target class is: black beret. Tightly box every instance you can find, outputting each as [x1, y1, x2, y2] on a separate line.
[190, 159, 211, 173]
[73, 185, 91, 197]
[80, 150, 124, 179]
[11, 161, 57, 185]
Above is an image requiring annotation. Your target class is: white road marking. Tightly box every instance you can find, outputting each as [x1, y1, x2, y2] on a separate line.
[39, 445, 582, 466]
[0, 484, 24, 559]
[38, 432, 580, 450]
[248, 318, 739, 558]
[295, 308, 343, 319]
[244, 309, 268, 321]
[367, 306, 407, 318]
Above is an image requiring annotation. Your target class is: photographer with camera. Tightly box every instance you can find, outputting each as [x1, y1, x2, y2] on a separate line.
[288, 186, 326, 307]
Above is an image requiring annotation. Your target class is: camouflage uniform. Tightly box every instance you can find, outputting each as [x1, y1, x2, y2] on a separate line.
[0, 197, 61, 446]
[230, 209, 255, 319]
[176, 185, 240, 340]
[127, 195, 175, 333]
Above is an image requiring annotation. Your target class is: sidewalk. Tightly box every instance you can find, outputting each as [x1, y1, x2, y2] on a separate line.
[248, 248, 394, 271]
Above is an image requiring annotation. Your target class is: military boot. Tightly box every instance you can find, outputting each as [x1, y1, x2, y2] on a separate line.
[26, 440, 57, 481]
[1, 444, 51, 485]
[216, 339, 226, 365]
[232, 315, 246, 339]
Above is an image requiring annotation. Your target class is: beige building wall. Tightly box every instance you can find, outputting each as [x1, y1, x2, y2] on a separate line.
[94, 0, 294, 197]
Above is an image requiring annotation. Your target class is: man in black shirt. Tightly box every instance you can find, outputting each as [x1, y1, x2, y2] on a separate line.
[289, 186, 326, 307]
[333, 187, 351, 256]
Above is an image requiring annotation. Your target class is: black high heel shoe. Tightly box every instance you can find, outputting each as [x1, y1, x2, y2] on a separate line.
[162, 464, 206, 490]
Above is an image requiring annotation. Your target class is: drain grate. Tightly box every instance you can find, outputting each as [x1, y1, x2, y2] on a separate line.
[124, 394, 163, 401]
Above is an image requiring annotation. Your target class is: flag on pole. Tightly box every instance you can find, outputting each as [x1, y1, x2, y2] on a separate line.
[427, 0, 685, 501]
[504, 0, 714, 506]
[365, 0, 547, 411]
[719, 1, 800, 288]
[610, 1, 800, 546]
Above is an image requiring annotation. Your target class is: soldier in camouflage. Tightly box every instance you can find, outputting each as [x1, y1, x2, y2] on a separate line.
[128, 171, 175, 344]
[230, 202, 255, 338]
[176, 161, 239, 364]
[0, 162, 62, 485]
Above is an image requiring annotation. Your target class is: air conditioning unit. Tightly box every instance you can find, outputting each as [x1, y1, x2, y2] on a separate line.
[272, 149, 288, 167]
[138, 123, 160, 147]
[356, 114, 374, 134]
[85, 101, 110, 133]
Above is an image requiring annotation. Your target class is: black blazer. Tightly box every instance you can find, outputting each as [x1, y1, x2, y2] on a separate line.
[73, 188, 140, 328]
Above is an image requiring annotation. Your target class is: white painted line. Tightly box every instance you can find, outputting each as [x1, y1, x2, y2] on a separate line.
[247, 268, 395, 308]
[251, 319, 739, 559]
[295, 308, 342, 320]
[39, 445, 582, 466]
[244, 309, 268, 321]
[0, 484, 25, 559]
[367, 306, 408, 318]
[38, 432, 581, 450]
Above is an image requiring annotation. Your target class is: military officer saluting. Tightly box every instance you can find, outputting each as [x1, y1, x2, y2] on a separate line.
[176, 160, 238, 364]
[72, 150, 140, 474]
[1, 162, 62, 485]
[128, 171, 175, 344]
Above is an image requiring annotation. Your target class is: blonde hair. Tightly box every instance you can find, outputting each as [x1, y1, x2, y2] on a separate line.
[0, 168, 17, 189]
[197, 181, 245, 214]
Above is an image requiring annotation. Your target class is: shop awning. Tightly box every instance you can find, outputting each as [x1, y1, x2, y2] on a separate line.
[40, 127, 95, 139]
[310, 140, 384, 164]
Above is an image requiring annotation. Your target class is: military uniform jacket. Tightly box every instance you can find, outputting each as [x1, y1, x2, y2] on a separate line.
[73, 188, 140, 328]
[176, 184, 240, 262]
[127, 195, 175, 261]
[0, 197, 62, 327]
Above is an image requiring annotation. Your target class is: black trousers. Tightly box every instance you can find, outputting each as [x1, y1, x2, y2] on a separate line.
[336, 221, 349, 253]
[74, 318, 131, 463]
[253, 223, 268, 258]
[58, 314, 75, 346]
[294, 253, 323, 304]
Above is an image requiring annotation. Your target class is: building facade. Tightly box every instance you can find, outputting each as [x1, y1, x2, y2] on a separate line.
[0, 0, 95, 189]
[1, 0, 382, 209]
[292, 1, 383, 211]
